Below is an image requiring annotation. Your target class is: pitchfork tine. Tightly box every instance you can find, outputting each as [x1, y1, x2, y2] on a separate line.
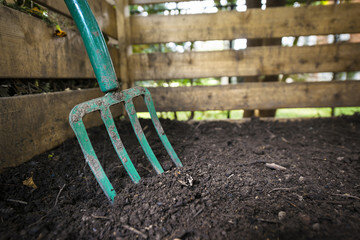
[143, 89, 183, 168]
[125, 100, 165, 174]
[100, 107, 141, 183]
[70, 105, 116, 202]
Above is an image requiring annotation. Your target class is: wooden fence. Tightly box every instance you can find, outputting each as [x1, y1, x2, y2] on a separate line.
[1, 0, 360, 170]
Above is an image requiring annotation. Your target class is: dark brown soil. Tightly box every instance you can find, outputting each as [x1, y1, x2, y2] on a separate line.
[1, 115, 360, 240]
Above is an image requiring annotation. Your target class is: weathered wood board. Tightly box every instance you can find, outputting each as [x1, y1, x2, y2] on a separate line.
[0, 5, 120, 79]
[130, 3, 360, 44]
[129, 43, 360, 81]
[136, 81, 360, 111]
[33, 0, 117, 38]
[1, 81, 359, 170]
[0, 89, 102, 170]
[0, 89, 123, 171]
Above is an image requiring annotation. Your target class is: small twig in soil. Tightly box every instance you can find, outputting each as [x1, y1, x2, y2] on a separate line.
[286, 200, 301, 210]
[268, 187, 298, 194]
[332, 193, 360, 200]
[54, 184, 66, 207]
[28, 214, 48, 227]
[122, 225, 147, 239]
[293, 193, 304, 201]
[265, 163, 287, 171]
[194, 121, 204, 130]
[6, 199, 28, 205]
[139, 165, 152, 173]
[91, 214, 111, 220]
[265, 129, 276, 139]
[178, 180, 188, 186]
[114, 164, 124, 169]
[0, 208, 14, 214]
[194, 207, 204, 217]
[227, 174, 234, 179]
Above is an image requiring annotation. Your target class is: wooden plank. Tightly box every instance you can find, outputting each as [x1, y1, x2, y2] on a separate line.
[135, 81, 360, 112]
[130, 3, 360, 44]
[0, 89, 123, 171]
[129, 0, 193, 5]
[33, 0, 117, 39]
[129, 43, 360, 81]
[1, 81, 358, 169]
[116, 0, 133, 89]
[0, 5, 120, 79]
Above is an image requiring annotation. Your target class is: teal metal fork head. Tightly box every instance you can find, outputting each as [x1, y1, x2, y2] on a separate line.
[65, 0, 182, 203]
[69, 87, 182, 202]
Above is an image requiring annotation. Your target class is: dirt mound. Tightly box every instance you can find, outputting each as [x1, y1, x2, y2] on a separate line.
[1, 116, 360, 239]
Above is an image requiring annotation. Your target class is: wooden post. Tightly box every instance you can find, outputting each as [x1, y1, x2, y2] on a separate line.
[115, 0, 132, 90]
[258, 0, 285, 117]
[243, 0, 262, 118]
[243, 0, 285, 118]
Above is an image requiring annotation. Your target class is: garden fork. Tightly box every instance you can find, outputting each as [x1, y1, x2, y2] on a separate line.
[65, 0, 182, 202]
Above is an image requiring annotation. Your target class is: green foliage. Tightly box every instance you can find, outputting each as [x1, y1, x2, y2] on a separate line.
[1, 0, 60, 26]
[138, 108, 360, 121]
[277, 107, 360, 118]
[285, 0, 330, 6]
[130, 3, 167, 15]
[334, 72, 358, 80]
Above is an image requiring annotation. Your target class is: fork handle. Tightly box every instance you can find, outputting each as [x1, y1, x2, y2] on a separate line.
[64, 0, 119, 93]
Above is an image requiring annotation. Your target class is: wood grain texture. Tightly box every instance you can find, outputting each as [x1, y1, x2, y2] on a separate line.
[33, 0, 117, 38]
[0, 5, 120, 79]
[0, 89, 122, 171]
[138, 81, 360, 112]
[129, 0, 193, 5]
[129, 43, 360, 81]
[130, 3, 360, 44]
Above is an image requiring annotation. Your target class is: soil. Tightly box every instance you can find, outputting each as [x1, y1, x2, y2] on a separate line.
[1, 115, 360, 240]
